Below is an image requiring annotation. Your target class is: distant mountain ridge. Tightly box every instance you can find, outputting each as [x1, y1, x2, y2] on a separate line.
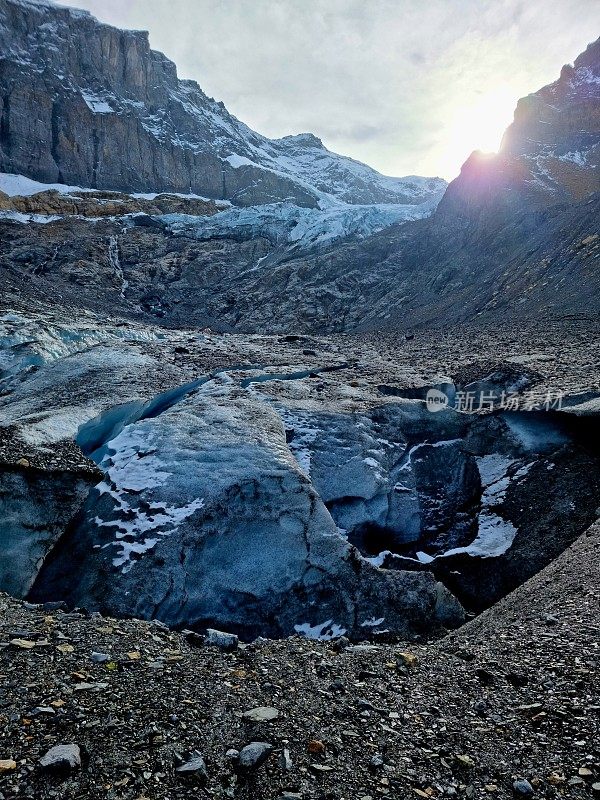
[0, 0, 445, 208]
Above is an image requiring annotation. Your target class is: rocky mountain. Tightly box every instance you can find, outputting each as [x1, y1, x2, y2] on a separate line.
[440, 36, 600, 219]
[1, 29, 597, 335]
[0, 6, 599, 795]
[0, 0, 445, 208]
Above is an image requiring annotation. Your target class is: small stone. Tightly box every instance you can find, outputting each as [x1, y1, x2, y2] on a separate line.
[205, 628, 239, 652]
[330, 636, 350, 652]
[358, 669, 379, 680]
[517, 703, 543, 715]
[73, 681, 108, 691]
[242, 706, 279, 722]
[592, 783, 600, 794]
[310, 763, 335, 773]
[90, 652, 110, 663]
[307, 739, 325, 754]
[0, 759, 17, 773]
[175, 750, 207, 778]
[28, 706, 55, 717]
[9, 638, 36, 649]
[225, 748, 240, 762]
[279, 747, 293, 770]
[579, 768, 593, 777]
[238, 742, 273, 771]
[397, 652, 418, 669]
[39, 744, 81, 773]
[512, 778, 534, 797]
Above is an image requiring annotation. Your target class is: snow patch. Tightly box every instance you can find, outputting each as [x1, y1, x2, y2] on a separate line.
[0, 211, 62, 224]
[364, 550, 392, 567]
[94, 426, 204, 572]
[294, 620, 347, 640]
[441, 515, 518, 559]
[81, 91, 114, 114]
[360, 616, 385, 627]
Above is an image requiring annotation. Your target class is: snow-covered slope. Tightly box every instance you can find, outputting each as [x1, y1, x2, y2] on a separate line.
[0, 0, 446, 208]
[160, 194, 440, 252]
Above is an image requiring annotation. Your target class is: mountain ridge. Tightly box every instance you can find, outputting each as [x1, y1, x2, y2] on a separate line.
[0, 0, 445, 208]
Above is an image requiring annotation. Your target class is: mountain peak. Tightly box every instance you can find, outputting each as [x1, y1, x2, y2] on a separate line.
[277, 133, 326, 149]
[0, 0, 443, 208]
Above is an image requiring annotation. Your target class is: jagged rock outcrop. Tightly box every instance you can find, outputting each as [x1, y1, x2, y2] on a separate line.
[0, 0, 444, 207]
[0, 188, 225, 217]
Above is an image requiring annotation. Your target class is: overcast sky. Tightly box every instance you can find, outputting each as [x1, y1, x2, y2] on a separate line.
[58, 0, 600, 180]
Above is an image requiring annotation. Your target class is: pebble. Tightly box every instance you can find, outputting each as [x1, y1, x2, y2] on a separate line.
[205, 628, 239, 652]
[39, 744, 81, 773]
[512, 778, 534, 797]
[0, 759, 17, 773]
[9, 638, 36, 649]
[28, 706, 55, 717]
[279, 747, 293, 770]
[397, 652, 418, 669]
[90, 651, 110, 663]
[237, 742, 273, 770]
[242, 706, 279, 722]
[175, 750, 207, 777]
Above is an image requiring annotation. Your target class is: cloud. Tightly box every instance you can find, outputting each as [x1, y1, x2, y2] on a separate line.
[57, 0, 600, 179]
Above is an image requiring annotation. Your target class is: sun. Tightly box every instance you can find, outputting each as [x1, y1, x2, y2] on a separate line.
[440, 86, 518, 179]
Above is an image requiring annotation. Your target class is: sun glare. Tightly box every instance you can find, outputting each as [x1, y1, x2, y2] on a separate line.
[440, 86, 518, 179]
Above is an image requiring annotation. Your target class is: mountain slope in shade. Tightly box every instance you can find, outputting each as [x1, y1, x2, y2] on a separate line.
[0, 0, 445, 207]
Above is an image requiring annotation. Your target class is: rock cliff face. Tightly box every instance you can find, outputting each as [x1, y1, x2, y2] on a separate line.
[0, 0, 444, 207]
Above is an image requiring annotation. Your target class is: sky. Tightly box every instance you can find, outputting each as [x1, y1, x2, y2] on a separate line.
[57, 0, 600, 180]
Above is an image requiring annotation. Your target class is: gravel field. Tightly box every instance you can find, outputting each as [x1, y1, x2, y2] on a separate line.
[0, 520, 598, 800]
